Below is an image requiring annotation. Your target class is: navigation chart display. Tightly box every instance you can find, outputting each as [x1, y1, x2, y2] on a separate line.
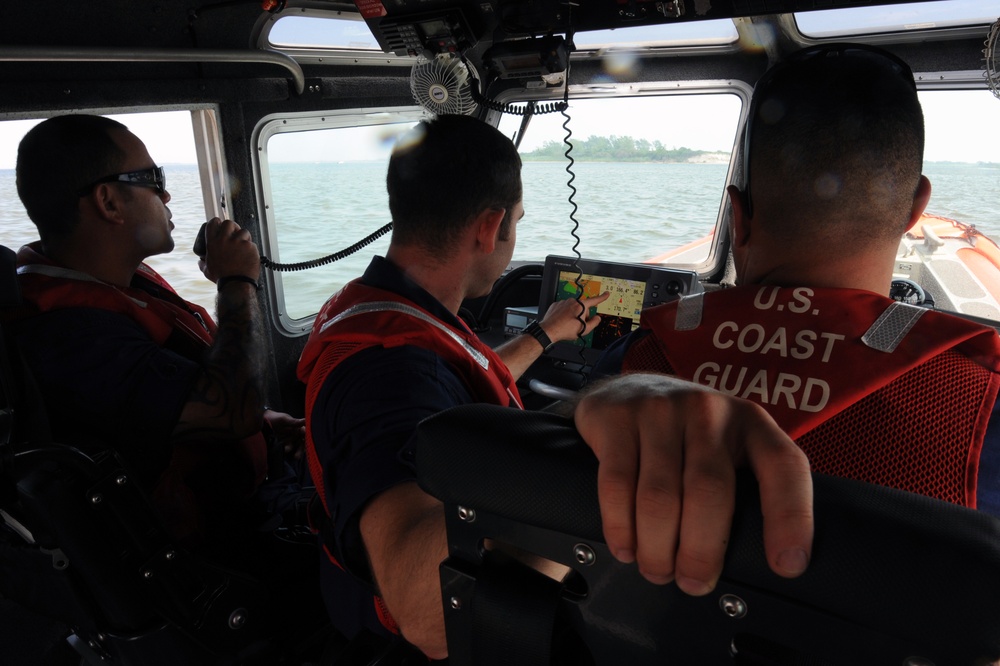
[555, 270, 644, 350]
[538, 255, 702, 369]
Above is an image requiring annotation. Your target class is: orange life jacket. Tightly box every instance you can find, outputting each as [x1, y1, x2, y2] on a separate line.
[297, 279, 522, 633]
[299, 279, 523, 513]
[623, 285, 1000, 508]
[16, 242, 216, 347]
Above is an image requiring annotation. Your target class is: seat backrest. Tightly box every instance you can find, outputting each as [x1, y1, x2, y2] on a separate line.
[416, 403, 1000, 666]
[0, 244, 23, 450]
[0, 244, 51, 448]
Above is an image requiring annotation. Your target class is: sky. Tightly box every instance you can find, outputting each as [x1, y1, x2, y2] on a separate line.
[0, 112, 198, 169]
[0, 88, 997, 168]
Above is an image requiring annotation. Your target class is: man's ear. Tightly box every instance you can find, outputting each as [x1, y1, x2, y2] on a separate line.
[474, 207, 506, 254]
[726, 184, 752, 250]
[87, 183, 127, 225]
[905, 175, 932, 233]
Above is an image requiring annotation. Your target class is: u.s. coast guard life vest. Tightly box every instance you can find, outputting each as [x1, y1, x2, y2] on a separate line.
[14, 242, 268, 542]
[16, 242, 218, 346]
[623, 285, 1000, 508]
[297, 279, 523, 634]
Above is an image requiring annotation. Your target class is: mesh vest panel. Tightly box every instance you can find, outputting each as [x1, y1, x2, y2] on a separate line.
[798, 350, 989, 505]
[624, 336, 988, 506]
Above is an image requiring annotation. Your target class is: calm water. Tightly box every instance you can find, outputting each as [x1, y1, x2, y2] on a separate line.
[2, 160, 998, 318]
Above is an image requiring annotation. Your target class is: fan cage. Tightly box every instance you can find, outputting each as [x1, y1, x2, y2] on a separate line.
[985, 17, 1000, 100]
[410, 54, 478, 116]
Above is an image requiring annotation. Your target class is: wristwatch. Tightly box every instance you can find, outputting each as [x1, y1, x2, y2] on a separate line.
[523, 320, 555, 352]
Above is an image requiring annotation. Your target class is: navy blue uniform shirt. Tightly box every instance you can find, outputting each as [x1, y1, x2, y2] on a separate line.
[14, 306, 201, 487]
[309, 256, 479, 640]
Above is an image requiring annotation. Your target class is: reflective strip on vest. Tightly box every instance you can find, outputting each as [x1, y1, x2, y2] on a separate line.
[319, 300, 491, 370]
[20, 263, 154, 310]
[18, 263, 101, 282]
[861, 301, 927, 353]
[674, 291, 705, 331]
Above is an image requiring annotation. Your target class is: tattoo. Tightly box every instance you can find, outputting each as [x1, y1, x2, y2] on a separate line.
[173, 283, 266, 442]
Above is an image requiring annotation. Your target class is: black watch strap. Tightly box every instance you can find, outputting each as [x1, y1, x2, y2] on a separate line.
[524, 320, 554, 352]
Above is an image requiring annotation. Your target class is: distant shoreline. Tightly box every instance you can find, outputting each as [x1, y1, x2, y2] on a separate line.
[517, 159, 729, 165]
[2, 160, 999, 171]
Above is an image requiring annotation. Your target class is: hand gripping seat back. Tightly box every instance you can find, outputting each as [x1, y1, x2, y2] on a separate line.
[416, 403, 1000, 666]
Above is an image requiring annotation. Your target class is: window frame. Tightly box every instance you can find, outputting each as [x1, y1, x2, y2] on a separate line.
[571, 18, 741, 52]
[791, 0, 1000, 41]
[258, 8, 416, 67]
[251, 107, 428, 333]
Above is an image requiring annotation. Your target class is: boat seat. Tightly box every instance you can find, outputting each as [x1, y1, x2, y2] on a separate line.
[0, 244, 330, 665]
[415, 403, 1000, 666]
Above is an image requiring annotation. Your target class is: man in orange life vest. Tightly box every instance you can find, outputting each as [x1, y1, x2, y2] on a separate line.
[12, 114, 307, 545]
[298, 114, 815, 658]
[595, 44, 1000, 514]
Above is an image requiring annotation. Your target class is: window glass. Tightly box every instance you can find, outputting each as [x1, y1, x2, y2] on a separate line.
[574, 19, 738, 49]
[497, 93, 742, 267]
[268, 15, 382, 50]
[795, 0, 1000, 38]
[267, 14, 738, 53]
[261, 118, 420, 322]
[907, 89, 1000, 322]
[0, 111, 215, 314]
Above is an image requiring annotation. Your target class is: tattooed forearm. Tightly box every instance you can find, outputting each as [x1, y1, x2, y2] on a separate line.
[173, 282, 266, 441]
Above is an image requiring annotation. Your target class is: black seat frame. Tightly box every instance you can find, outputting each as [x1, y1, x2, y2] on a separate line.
[417, 403, 1000, 666]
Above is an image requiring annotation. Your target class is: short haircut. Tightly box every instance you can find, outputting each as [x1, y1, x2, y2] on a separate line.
[745, 45, 924, 246]
[387, 114, 522, 253]
[16, 114, 128, 241]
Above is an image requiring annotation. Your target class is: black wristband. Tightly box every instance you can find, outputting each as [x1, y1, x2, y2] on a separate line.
[217, 275, 261, 292]
[523, 320, 554, 352]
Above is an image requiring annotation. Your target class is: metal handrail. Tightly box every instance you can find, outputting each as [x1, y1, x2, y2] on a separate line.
[0, 46, 306, 95]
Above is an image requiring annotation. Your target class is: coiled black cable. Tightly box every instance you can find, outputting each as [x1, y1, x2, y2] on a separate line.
[259, 222, 393, 272]
[562, 110, 582, 275]
[562, 108, 590, 381]
[471, 88, 568, 116]
[552, 46, 590, 384]
[466, 61, 568, 117]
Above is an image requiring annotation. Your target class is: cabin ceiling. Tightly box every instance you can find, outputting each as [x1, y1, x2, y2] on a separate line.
[0, 0, 955, 52]
[0, 0, 985, 107]
[0, 2, 260, 51]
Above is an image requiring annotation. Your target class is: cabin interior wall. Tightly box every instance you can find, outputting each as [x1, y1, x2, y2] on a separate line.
[214, 99, 307, 416]
[0, 1, 261, 51]
[889, 38, 988, 74]
[223, 76, 416, 413]
[0, 67, 294, 116]
[567, 51, 766, 88]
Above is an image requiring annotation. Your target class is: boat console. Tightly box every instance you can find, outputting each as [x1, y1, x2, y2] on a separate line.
[500, 256, 701, 401]
[535, 255, 702, 369]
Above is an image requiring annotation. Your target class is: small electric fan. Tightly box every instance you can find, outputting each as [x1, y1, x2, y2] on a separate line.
[410, 53, 478, 116]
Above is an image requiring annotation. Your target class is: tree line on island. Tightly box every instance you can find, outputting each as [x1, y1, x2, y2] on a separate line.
[522, 135, 724, 163]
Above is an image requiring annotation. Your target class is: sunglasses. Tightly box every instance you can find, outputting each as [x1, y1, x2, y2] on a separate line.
[741, 43, 915, 218]
[78, 166, 166, 197]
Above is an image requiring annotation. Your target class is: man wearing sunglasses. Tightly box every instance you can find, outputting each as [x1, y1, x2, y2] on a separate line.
[10, 114, 313, 555]
[596, 44, 1000, 515]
